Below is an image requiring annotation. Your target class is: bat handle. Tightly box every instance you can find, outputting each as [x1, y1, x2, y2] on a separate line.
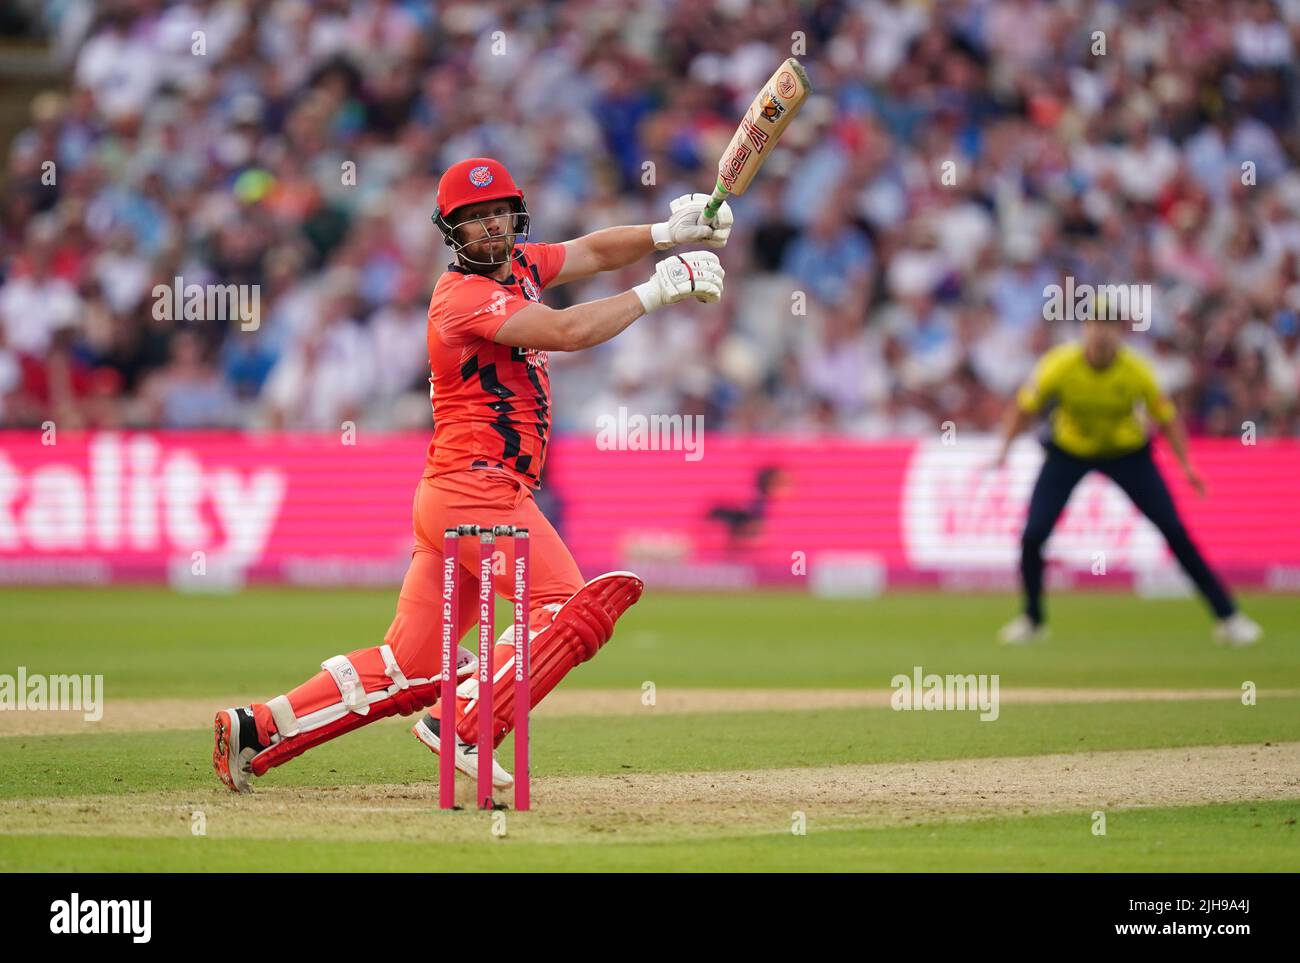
[701, 179, 729, 223]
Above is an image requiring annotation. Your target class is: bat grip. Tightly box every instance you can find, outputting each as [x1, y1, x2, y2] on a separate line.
[702, 179, 729, 222]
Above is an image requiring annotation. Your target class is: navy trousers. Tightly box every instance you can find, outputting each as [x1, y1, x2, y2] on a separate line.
[1020, 442, 1236, 624]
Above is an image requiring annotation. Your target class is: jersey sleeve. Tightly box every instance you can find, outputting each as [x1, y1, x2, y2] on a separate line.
[433, 279, 533, 346]
[1132, 353, 1176, 425]
[1016, 347, 1067, 413]
[521, 242, 567, 288]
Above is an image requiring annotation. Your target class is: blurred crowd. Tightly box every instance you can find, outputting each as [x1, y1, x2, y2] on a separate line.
[3, 0, 1300, 438]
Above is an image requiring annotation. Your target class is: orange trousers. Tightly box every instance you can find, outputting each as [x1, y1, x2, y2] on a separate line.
[253, 469, 584, 741]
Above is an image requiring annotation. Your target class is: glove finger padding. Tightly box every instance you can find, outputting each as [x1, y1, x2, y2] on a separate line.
[698, 196, 733, 227]
[690, 281, 721, 303]
[634, 250, 725, 311]
[671, 252, 723, 301]
[679, 251, 725, 302]
[697, 201, 732, 247]
[674, 223, 727, 244]
[657, 193, 734, 249]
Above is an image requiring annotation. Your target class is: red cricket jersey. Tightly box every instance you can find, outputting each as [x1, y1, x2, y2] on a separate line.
[425, 241, 565, 488]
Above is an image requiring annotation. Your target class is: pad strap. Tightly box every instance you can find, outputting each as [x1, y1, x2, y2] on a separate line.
[266, 694, 301, 738]
[321, 654, 369, 715]
[379, 644, 409, 690]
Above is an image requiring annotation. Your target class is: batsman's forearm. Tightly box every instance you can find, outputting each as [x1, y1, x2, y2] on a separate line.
[557, 291, 645, 350]
[579, 225, 658, 272]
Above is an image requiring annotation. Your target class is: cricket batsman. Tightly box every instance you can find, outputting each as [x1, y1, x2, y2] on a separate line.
[213, 157, 732, 792]
[990, 314, 1262, 647]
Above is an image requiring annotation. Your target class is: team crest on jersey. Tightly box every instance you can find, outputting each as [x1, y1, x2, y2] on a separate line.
[469, 165, 494, 188]
[514, 345, 548, 369]
[521, 275, 541, 301]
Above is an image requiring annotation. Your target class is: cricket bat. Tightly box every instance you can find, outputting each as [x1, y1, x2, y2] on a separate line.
[701, 58, 812, 222]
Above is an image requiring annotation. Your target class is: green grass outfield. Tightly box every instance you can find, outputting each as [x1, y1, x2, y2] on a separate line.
[1, 588, 1298, 871]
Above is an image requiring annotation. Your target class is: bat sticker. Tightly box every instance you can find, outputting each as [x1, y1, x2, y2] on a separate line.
[759, 89, 786, 123]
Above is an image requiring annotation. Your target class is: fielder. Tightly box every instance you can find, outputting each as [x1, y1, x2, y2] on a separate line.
[214, 157, 732, 792]
[991, 315, 1262, 647]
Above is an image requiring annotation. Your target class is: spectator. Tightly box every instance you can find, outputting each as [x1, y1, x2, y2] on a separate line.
[137, 330, 238, 429]
[1, 0, 1298, 438]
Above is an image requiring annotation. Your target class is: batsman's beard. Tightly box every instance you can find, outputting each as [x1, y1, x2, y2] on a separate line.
[451, 210, 530, 270]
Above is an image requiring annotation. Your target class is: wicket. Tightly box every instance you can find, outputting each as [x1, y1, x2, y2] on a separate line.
[439, 524, 531, 811]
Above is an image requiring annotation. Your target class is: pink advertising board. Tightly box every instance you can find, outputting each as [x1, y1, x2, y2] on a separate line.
[0, 431, 1296, 591]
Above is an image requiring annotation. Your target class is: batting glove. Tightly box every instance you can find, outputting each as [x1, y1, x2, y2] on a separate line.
[651, 193, 734, 249]
[632, 251, 725, 312]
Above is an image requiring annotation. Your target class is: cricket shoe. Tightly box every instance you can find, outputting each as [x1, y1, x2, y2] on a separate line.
[412, 714, 513, 790]
[1214, 612, 1262, 647]
[213, 707, 270, 794]
[997, 614, 1050, 645]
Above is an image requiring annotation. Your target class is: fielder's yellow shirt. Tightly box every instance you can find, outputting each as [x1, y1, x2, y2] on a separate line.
[1017, 343, 1176, 458]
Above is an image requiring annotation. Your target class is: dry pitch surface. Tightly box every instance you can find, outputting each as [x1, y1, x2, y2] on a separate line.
[3, 689, 1298, 846]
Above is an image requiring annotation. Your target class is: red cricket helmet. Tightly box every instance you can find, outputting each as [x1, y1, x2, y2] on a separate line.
[432, 157, 530, 269]
[435, 157, 524, 218]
